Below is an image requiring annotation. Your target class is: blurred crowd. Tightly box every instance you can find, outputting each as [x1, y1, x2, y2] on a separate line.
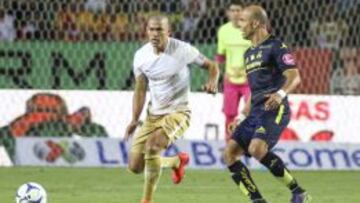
[0, 0, 210, 42]
[0, 0, 358, 46]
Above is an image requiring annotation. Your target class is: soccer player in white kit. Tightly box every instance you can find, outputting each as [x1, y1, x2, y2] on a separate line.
[124, 15, 219, 203]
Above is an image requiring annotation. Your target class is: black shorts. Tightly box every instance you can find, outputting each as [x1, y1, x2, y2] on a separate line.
[232, 104, 290, 155]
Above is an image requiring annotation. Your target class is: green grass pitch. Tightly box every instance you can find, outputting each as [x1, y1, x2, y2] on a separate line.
[0, 167, 359, 203]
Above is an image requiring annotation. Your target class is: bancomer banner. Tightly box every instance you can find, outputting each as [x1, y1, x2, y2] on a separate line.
[0, 90, 359, 142]
[16, 138, 360, 170]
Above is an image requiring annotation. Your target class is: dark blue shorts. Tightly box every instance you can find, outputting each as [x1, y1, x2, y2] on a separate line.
[232, 104, 290, 154]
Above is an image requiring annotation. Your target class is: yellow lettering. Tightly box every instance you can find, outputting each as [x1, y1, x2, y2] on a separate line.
[256, 51, 262, 59]
[246, 61, 262, 70]
[250, 54, 255, 61]
[240, 168, 257, 192]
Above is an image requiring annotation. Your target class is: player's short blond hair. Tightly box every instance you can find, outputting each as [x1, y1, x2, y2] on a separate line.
[246, 5, 269, 26]
[147, 15, 171, 28]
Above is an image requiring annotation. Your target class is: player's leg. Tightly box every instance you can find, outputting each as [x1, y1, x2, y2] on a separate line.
[141, 111, 191, 203]
[128, 152, 182, 176]
[142, 128, 169, 203]
[160, 156, 180, 168]
[128, 152, 145, 174]
[224, 120, 267, 203]
[128, 117, 156, 174]
[239, 83, 251, 107]
[223, 80, 241, 142]
[160, 111, 191, 184]
[228, 83, 251, 135]
[259, 150, 310, 202]
[249, 138, 310, 202]
[126, 116, 186, 175]
[251, 108, 310, 203]
[250, 137, 303, 192]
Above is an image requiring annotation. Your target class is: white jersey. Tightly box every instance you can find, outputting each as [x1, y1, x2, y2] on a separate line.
[133, 38, 202, 115]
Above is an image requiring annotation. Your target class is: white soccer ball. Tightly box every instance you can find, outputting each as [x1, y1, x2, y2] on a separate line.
[15, 182, 47, 203]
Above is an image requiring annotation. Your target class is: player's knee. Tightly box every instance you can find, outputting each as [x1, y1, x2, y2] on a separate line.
[145, 133, 168, 155]
[128, 152, 144, 174]
[145, 142, 162, 155]
[248, 145, 267, 160]
[127, 162, 143, 174]
[223, 146, 237, 165]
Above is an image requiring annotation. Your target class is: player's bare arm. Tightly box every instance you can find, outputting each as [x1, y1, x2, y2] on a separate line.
[228, 94, 251, 134]
[281, 68, 302, 94]
[124, 74, 148, 140]
[242, 94, 251, 116]
[199, 56, 220, 94]
[215, 54, 230, 77]
[265, 68, 301, 111]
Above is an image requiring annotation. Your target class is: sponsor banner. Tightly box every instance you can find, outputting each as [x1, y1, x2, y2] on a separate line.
[0, 41, 139, 90]
[0, 90, 360, 142]
[0, 42, 331, 94]
[0, 41, 212, 91]
[0, 146, 13, 167]
[16, 137, 360, 170]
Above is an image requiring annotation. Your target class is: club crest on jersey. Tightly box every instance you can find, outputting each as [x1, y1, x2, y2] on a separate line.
[282, 53, 296, 66]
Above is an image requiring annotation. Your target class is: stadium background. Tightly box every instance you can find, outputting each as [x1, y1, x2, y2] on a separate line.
[0, 0, 360, 203]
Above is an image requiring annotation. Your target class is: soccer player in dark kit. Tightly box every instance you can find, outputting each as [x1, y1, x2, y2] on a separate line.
[223, 5, 311, 203]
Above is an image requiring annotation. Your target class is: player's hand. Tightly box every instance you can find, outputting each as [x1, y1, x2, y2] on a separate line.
[227, 113, 246, 134]
[264, 93, 283, 111]
[228, 119, 240, 135]
[124, 120, 140, 141]
[202, 80, 218, 94]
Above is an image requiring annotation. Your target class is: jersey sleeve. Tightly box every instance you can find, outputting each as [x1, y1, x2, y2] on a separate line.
[132, 52, 143, 78]
[184, 43, 200, 64]
[192, 53, 207, 66]
[272, 41, 297, 72]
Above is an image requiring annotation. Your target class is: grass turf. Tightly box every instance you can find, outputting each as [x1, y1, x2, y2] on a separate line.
[0, 167, 359, 203]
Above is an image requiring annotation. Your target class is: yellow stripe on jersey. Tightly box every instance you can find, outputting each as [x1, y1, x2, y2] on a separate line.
[275, 104, 285, 124]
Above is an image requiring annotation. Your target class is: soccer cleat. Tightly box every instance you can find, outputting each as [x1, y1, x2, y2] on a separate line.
[172, 152, 190, 184]
[291, 192, 312, 203]
[140, 199, 151, 203]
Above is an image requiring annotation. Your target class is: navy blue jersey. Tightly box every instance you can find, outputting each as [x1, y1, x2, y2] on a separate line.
[244, 35, 296, 108]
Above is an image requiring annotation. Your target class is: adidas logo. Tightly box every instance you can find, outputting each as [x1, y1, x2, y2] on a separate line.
[255, 126, 266, 134]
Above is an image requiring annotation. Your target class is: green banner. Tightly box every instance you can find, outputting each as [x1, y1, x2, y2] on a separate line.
[0, 42, 216, 90]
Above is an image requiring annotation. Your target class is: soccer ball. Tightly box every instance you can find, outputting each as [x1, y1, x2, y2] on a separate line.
[15, 182, 47, 203]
